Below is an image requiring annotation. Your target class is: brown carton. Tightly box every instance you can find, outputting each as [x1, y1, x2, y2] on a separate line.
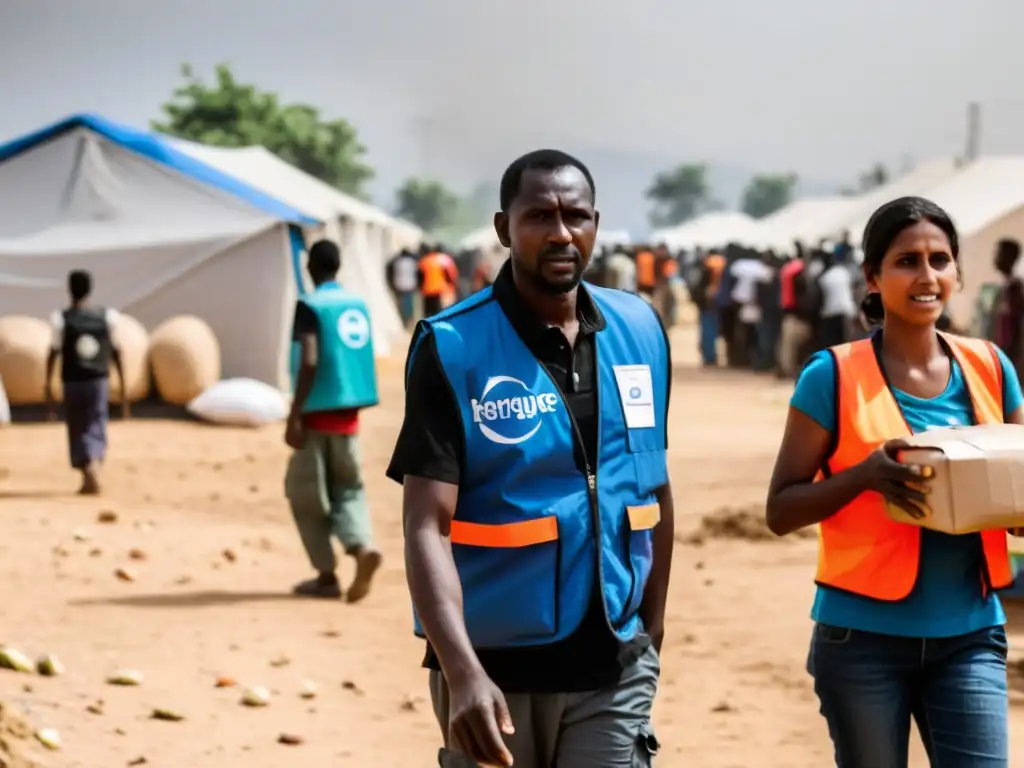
[887, 423, 1024, 534]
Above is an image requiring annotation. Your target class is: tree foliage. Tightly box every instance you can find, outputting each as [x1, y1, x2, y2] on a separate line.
[840, 162, 890, 197]
[153, 63, 373, 196]
[741, 173, 798, 219]
[395, 177, 461, 232]
[645, 164, 719, 227]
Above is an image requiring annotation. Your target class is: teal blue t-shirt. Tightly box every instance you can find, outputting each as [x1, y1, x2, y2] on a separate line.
[791, 345, 1024, 638]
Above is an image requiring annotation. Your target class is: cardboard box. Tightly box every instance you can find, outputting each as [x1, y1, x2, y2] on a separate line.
[888, 423, 1024, 534]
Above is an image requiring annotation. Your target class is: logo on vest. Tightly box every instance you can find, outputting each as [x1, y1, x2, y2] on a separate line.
[337, 309, 370, 349]
[470, 375, 560, 445]
[75, 334, 100, 360]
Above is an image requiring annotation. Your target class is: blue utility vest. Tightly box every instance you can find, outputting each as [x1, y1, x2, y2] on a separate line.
[408, 284, 669, 649]
[291, 282, 379, 412]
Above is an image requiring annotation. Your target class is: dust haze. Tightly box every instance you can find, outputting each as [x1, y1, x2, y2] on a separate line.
[2, 0, 1023, 226]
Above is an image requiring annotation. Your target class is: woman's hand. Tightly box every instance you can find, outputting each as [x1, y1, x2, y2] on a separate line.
[853, 439, 933, 519]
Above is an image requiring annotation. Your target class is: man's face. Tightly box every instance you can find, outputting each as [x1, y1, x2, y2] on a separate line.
[495, 166, 598, 295]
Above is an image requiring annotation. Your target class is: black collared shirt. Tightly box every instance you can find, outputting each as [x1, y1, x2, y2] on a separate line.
[387, 261, 670, 693]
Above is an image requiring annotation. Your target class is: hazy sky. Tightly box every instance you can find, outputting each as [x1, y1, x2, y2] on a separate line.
[2, 0, 1023, 211]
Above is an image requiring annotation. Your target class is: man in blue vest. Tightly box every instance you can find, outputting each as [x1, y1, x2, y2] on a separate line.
[387, 150, 674, 767]
[285, 239, 382, 603]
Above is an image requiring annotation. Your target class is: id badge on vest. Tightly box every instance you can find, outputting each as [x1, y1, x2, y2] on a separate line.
[613, 364, 656, 428]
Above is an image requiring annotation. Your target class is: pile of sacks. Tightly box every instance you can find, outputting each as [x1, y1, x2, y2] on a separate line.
[0, 315, 287, 428]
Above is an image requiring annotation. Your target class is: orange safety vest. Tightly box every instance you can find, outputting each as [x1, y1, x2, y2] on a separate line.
[636, 251, 655, 289]
[816, 332, 1014, 600]
[420, 252, 452, 297]
[705, 254, 725, 299]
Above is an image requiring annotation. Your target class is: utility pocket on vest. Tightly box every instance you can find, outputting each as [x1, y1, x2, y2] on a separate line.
[624, 503, 660, 618]
[625, 427, 667, 495]
[626, 426, 661, 453]
[450, 516, 560, 648]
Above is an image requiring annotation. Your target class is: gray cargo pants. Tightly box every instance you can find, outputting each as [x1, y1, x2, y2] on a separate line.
[284, 431, 372, 570]
[431, 645, 661, 767]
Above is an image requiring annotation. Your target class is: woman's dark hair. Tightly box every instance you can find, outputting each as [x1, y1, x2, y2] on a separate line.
[859, 196, 959, 325]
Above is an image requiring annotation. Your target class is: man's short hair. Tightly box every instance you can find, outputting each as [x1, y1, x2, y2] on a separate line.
[499, 149, 596, 212]
[308, 239, 341, 274]
[68, 269, 92, 301]
[999, 238, 1021, 259]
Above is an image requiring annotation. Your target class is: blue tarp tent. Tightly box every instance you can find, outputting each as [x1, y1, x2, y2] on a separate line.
[0, 114, 322, 388]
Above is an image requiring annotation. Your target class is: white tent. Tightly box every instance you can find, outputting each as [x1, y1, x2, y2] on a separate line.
[841, 158, 961, 247]
[0, 114, 319, 391]
[651, 211, 761, 250]
[749, 198, 862, 252]
[167, 138, 421, 357]
[905, 156, 1024, 323]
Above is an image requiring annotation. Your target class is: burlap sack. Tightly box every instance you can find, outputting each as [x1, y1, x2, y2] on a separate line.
[0, 315, 62, 405]
[149, 315, 221, 405]
[108, 313, 151, 404]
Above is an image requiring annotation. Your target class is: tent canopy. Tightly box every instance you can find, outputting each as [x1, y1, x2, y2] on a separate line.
[895, 156, 1024, 239]
[166, 138, 421, 239]
[0, 115, 316, 389]
[749, 198, 861, 252]
[843, 158, 960, 247]
[166, 138, 413, 356]
[0, 114, 319, 227]
[651, 212, 761, 250]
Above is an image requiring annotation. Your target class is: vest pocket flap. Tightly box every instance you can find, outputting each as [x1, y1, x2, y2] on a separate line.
[627, 504, 660, 531]
[626, 426, 663, 453]
[450, 516, 558, 548]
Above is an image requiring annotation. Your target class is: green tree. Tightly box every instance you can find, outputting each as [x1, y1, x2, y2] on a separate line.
[741, 173, 798, 219]
[395, 177, 461, 232]
[858, 162, 889, 192]
[645, 164, 717, 227]
[153, 63, 373, 196]
[840, 162, 890, 196]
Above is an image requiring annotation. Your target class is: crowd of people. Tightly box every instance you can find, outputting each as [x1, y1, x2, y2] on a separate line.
[385, 244, 496, 326]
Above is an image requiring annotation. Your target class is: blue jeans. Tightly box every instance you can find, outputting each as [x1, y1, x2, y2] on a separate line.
[756, 311, 781, 371]
[807, 624, 1009, 768]
[699, 309, 718, 365]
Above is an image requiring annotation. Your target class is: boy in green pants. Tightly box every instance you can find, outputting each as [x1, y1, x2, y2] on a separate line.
[285, 240, 382, 603]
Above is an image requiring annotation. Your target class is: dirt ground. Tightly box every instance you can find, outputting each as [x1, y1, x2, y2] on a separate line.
[0, 327, 1022, 767]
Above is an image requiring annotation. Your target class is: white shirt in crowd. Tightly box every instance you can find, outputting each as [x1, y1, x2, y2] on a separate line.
[730, 258, 772, 323]
[818, 264, 857, 319]
[607, 251, 636, 292]
[391, 256, 419, 293]
[50, 308, 120, 350]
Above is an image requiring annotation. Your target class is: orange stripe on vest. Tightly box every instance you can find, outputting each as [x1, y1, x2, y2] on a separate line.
[815, 332, 1014, 600]
[450, 516, 558, 548]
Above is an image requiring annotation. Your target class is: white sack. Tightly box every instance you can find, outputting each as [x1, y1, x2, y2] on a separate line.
[186, 378, 289, 428]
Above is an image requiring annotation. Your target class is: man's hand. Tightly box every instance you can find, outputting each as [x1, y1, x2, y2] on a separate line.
[646, 623, 665, 654]
[447, 669, 514, 768]
[284, 415, 305, 450]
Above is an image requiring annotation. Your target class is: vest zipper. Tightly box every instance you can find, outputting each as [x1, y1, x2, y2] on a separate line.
[534, 349, 607, 628]
[537, 338, 621, 641]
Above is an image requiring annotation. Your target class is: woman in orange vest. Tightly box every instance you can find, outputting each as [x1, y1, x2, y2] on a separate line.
[766, 196, 1022, 767]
